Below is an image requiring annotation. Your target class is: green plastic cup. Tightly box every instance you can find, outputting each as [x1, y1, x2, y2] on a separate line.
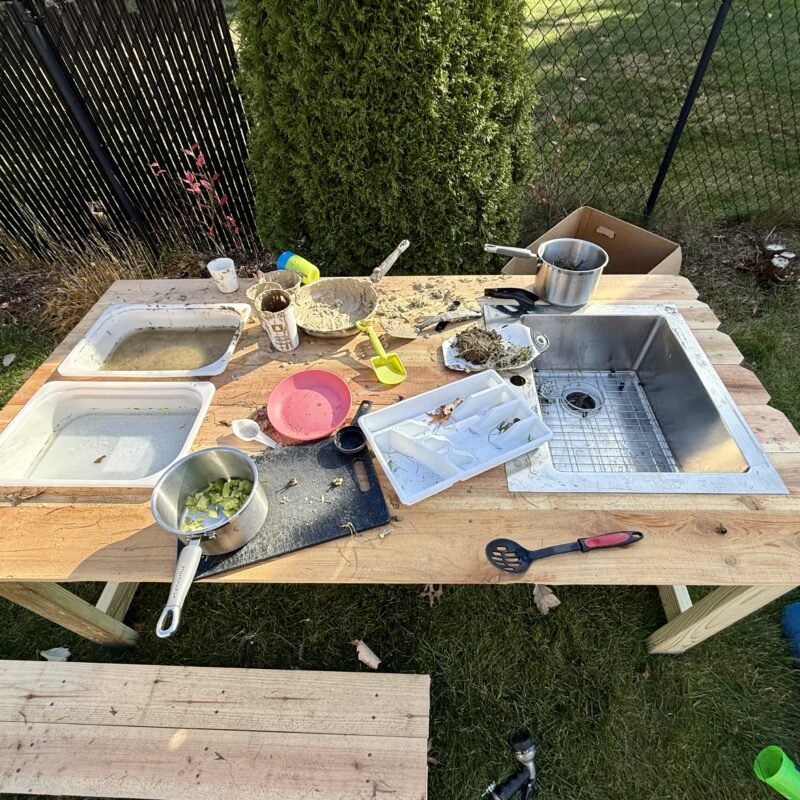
[754, 746, 800, 799]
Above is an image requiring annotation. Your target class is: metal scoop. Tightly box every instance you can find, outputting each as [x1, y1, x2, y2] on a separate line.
[356, 318, 407, 385]
[382, 309, 482, 339]
[231, 418, 278, 449]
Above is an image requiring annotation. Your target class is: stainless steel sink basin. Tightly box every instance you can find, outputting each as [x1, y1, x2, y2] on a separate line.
[500, 305, 786, 494]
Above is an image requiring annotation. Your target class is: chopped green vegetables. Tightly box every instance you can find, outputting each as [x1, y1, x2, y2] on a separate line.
[180, 478, 253, 532]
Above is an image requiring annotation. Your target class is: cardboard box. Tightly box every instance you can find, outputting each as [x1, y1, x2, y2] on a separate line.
[502, 207, 682, 276]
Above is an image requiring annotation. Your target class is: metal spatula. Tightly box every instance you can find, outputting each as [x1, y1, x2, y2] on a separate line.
[486, 531, 644, 574]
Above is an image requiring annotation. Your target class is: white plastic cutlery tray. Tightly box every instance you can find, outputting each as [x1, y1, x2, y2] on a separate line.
[358, 371, 552, 504]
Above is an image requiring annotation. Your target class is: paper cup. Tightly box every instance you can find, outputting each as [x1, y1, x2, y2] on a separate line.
[207, 257, 239, 293]
[257, 289, 300, 352]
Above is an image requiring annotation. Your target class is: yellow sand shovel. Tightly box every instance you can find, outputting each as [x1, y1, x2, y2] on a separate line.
[356, 318, 407, 385]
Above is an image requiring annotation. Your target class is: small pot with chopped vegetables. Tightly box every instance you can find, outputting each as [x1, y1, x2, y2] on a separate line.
[151, 447, 268, 638]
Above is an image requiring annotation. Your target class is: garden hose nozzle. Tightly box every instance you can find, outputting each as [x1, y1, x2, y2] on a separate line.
[483, 730, 538, 800]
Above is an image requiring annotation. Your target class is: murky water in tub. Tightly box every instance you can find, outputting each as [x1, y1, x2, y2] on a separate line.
[101, 327, 236, 371]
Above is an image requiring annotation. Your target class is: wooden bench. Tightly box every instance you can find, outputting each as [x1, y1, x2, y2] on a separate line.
[0, 661, 430, 799]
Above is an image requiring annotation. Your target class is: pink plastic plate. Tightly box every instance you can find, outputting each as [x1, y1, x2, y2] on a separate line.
[267, 369, 352, 441]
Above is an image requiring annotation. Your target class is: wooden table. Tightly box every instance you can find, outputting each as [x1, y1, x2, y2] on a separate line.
[1, 276, 798, 653]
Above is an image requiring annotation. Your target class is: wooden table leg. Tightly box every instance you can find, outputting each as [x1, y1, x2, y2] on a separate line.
[0, 582, 139, 646]
[96, 582, 140, 622]
[657, 585, 693, 620]
[647, 584, 796, 655]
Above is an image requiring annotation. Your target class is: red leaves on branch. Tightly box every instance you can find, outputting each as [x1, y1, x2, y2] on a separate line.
[147, 143, 244, 251]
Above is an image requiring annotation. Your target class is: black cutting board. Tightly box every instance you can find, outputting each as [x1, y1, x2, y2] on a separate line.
[186, 439, 390, 579]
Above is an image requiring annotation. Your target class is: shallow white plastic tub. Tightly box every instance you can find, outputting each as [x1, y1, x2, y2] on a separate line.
[0, 381, 215, 487]
[57, 303, 250, 378]
[358, 371, 552, 505]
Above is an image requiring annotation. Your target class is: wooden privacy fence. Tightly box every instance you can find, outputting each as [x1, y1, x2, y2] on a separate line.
[0, 0, 257, 262]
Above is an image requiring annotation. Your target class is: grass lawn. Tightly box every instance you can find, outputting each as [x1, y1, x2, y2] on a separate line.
[0, 323, 54, 407]
[523, 0, 799, 225]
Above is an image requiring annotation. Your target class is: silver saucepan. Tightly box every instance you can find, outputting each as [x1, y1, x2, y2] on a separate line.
[485, 237, 609, 308]
[150, 447, 268, 638]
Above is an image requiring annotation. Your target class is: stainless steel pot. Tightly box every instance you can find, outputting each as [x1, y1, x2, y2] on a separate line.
[150, 447, 268, 638]
[485, 238, 609, 308]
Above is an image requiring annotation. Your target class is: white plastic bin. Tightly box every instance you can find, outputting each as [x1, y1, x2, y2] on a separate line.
[58, 303, 250, 378]
[0, 381, 215, 487]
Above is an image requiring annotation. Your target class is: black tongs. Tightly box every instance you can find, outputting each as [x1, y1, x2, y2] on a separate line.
[482, 287, 539, 317]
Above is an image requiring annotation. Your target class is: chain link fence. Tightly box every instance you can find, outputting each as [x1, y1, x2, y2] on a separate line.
[0, 0, 257, 264]
[522, 0, 799, 226]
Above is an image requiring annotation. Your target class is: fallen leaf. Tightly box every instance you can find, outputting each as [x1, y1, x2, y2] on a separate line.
[39, 647, 70, 662]
[93, 455, 107, 464]
[420, 584, 444, 607]
[427, 738, 439, 765]
[426, 398, 463, 424]
[2, 353, 16, 367]
[352, 639, 381, 669]
[533, 584, 561, 615]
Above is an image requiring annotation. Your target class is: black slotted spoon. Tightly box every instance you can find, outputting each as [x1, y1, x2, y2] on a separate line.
[486, 531, 644, 574]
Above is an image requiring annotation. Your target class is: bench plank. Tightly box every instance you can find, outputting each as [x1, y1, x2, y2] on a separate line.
[0, 661, 429, 738]
[0, 721, 428, 800]
[0, 662, 430, 799]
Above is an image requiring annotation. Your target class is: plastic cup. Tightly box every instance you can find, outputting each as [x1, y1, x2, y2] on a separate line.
[207, 257, 239, 293]
[257, 289, 300, 352]
[754, 746, 800, 799]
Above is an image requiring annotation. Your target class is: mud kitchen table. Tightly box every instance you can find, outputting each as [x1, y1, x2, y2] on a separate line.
[0, 276, 798, 653]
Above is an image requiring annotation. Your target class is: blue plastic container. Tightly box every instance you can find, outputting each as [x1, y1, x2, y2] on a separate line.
[782, 602, 800, 659]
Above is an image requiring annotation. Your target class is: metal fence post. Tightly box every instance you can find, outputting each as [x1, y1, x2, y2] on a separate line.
[644, 0, 734, 217]
[11, 0, 158, 256]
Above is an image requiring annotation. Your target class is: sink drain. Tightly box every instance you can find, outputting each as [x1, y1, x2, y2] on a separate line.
[561, 383, 604, 417]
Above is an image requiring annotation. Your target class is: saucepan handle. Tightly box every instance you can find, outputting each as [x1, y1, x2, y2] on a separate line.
[484, 244, 536, 259]
[156, 538, 203, 638]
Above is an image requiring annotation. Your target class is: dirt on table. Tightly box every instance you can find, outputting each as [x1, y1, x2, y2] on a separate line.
[377, 279, 482, 335]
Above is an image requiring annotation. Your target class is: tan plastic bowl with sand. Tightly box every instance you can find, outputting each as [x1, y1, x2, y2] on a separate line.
[294, 277, 378, 338]
[261, 270, 301, 291]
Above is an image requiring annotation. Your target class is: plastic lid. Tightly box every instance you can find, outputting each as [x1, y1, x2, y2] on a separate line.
[276, 252, 294, 270]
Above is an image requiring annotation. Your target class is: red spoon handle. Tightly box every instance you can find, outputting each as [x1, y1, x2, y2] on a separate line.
[578, 531, 644, 551]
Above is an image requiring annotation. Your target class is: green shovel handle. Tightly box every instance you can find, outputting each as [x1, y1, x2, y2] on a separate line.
[357, 319, 388, 359]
